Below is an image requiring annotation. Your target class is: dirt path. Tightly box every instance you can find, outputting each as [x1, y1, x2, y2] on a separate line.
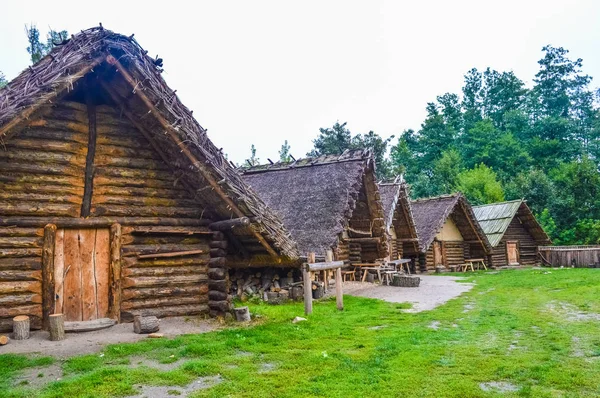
[342, 275, 473, 312]
[0, 316, 219, 358]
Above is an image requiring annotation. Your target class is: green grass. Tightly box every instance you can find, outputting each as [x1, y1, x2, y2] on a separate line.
[1, 268, 600, 397]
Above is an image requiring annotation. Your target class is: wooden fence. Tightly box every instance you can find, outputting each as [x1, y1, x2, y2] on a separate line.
[538, 246, 600, 268]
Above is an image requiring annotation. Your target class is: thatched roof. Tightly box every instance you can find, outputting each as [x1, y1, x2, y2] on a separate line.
[0, 26, 298, 261]
[473, 200, 551, 247]
[379, 180, 418, 237]
[411, 193, 491, 253]
[241, 149, 387, 257]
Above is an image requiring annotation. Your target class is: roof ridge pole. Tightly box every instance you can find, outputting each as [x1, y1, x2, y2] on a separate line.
[105, 54, 279, 259]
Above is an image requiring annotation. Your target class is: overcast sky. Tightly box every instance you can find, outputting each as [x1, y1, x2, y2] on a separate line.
[2, 0, 599, 163]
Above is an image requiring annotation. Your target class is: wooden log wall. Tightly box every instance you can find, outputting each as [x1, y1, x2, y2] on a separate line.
[336, 239, 349, 262]
[539, 246, 600, 267]
[492, 217, 539, 266]
[0, 102, 87, 218]
[0, 226, 44, 331]
[444, 241, 465, 267]
[208, 231, 231, 317]
[90, 105, 202, 219]
[119, 226, 210, 321]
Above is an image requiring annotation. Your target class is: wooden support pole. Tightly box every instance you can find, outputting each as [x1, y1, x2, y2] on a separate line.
[49, 313, 65, 341]
[109, 224, 122, 322]
[41, 224, 57, 330]
[303, 252, 315, 315]
[81, 81, 97, 217]
[336, 267, 343, 311]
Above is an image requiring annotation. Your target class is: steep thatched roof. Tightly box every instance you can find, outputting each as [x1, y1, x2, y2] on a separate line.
[0, 26, 298, 261]
[473, 200, 551, 247]
[411, 193, 491, 253]
[241, 149, 387, 257]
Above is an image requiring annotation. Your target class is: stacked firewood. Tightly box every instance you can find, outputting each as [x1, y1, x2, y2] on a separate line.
[229, 268, 302, 302]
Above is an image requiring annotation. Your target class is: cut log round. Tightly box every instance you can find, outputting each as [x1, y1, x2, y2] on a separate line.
[208, 267, 226, 280]
[391, 275, 421, 287]
[49, 313, 65, 341]
[12, 315, 30, 340]
[133, 315, 160, 334]
[233, 306, 251, 322]
[290, 285, 304, 301]
[0, 335, 9, 345]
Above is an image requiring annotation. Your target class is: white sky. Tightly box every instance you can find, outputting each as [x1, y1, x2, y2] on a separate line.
[1, 0, 599, 163]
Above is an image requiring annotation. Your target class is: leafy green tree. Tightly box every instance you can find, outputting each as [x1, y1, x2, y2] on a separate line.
[430, 149, 463, 194]
[455, 164, 504, 205]
[25, 24, 68, 64]
[504, 169, 555, 215]
[462, 68, 483, 131]
[309, 122, 393, 179]
[245, 144, 260, 166]
[279, 140, 291, 162]
[481, 69, 527, 128]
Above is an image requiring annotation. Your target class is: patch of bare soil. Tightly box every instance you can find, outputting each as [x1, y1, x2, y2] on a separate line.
[0, 316, 220, 358]
[12, 363, 62, 389]
[131, 375, 223, 398]
[479, 381, 519, 393]
[545, 301, 600, 322]
[129, 356, 185, 371]
[343, 275, 474, 312]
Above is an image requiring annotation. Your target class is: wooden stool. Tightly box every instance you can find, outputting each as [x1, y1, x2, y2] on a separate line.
[341, 270, 356, 282]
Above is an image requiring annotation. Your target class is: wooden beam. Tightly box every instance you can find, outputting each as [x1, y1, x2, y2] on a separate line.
[0, 217, 210, 228]
[41, 224, 57, 330]
[344, 237, 382, 244]
[209, 217, 250, 231]
[136, 249, 207, 259]
[105, 55, 280, 260]
[109, 224, 122, 322]
[81, 79, 98, 217]
[305, 261, 345, 272]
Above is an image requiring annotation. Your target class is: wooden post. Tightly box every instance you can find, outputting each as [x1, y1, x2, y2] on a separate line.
[303, 252, 315, 315]
[12, 316, 30, 340]
[109, 224, 122, 322]
[49, 314, 65, 341]
[336, 267, 343, 311]
[41, 224, 57, 330]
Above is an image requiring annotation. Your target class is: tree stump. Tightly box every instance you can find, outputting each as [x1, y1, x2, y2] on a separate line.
[312, 283, 324, 299]
[49, 314, 65, 341]
[366, 273, 375, 283]
[133, 315, 160, 334]
[233, 306, 251, 322]
[12, 315, 30, 340]
[0, 335, 9, 345]
[290, 285, 304, 301]
[391, 275, 421, 287]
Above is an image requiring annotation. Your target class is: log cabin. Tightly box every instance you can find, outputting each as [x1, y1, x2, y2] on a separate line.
[240, 149, 388, 264]
[0, 27, 299, 332]
[410, 194, 491, 272]
[378, 180, 419, 265]
[473, 200, 551, 267]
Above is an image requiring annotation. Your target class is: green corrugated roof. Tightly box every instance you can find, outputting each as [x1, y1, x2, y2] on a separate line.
[472, 200, 522, 247]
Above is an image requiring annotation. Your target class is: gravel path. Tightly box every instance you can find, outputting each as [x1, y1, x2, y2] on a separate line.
[0, 316, 219, 358]
[342, 275, 473, 312]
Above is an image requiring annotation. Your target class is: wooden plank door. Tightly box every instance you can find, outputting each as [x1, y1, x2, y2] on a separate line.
[506, 241, 519, 265]
[54, 229, 110, 321]
[433, 241, 444, 266]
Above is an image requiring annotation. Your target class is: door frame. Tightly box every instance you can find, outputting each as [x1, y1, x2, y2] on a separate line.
[432, 240, 446, 267]
[505, 240, 520, 265]
[41, 223, 122, 329]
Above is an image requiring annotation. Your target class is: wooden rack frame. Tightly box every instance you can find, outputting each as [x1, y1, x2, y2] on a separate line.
[302, 251, 344, 315]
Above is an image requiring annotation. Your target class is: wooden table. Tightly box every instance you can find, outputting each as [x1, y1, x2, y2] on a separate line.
[387, 258, 412, 274]
[353, 263, 382, 282]
[461, 258, 487, 272]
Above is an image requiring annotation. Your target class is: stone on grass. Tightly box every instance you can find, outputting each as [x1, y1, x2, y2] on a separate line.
[292, 316, 307, 324]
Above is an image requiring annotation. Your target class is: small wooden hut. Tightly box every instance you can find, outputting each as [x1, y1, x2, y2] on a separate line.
[241, 149, 388, 264]
[0, 27, 298, 331]
[378, 180, 419, 262]
[473, 200, 551, 267]
[410, 194, 491, 272]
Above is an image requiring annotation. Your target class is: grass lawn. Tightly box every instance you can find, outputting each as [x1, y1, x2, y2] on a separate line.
[1, 268, 599, 397]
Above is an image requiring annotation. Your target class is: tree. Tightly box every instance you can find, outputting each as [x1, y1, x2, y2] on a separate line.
[278, 140, 292, 162]
[431, 149, 463, 194]
[0, 71, 6, 89]
[25, 24, 68, 64]
[504, 169, 555, 215]
[455, 164, 504, 205]
[309, 122, 393, 178]
[481, 69, 527, 128]
[245, 144, 260, 166]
